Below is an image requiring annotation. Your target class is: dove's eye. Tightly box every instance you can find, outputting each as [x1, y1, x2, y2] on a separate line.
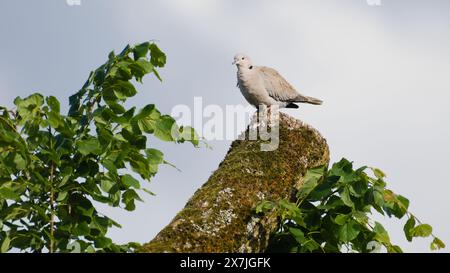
[241, 57, 245, 60]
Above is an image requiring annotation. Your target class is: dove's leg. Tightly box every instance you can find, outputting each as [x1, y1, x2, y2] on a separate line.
[256, 106, 260, 125]
[260, 105, 268, 128]
[255, 106, 260, 129]
[249, 105, 261, 132]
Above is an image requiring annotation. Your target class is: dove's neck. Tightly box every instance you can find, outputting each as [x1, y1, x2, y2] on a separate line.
[238, 65, 255, 77]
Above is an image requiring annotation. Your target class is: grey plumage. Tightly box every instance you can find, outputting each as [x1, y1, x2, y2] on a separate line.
[233, 54, 323, 109]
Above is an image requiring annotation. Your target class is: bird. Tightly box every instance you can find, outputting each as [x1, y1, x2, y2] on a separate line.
[233, 54, 323, 115]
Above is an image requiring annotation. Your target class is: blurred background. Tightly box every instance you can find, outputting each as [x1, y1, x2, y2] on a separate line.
[0, 0, 449, 252]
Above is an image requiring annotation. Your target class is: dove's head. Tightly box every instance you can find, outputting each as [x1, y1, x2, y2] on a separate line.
[233, 54, 253, 69]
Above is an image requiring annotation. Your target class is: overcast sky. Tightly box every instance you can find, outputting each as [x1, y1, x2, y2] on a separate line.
[1, 0, 449, 252]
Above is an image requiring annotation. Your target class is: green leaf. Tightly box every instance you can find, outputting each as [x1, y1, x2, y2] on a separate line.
[85, 245, 96, 253]
[1, 236, 11, 253]
[73, 222, 90, 236]
[340, 187, 354, 207]
[373, 190, 384, 208]
[382, 191, 408, 219]
[403, 217, 416, 242]
[178, 126, 199, 147]
[339, 221, 361, 242]
[302, 239, 321, 252]
[109, 62, 132, 81]
[0, 187, 21, 201]
[151, 67, 163, 82]
[373, 222, 390, 244]
[94, 68, 106, 85]
[135, 59, 153, 74]
[56, 191, 68, 202]
[14, 93, 44, 112]
[122, 189, 142, 211]
[0, 182, 25, 198]
[146, 148, 164, 164]
[288, 227, 306, 244]
[309, 176, 338, 201]
[109, 103, 126, 114]
[334, 214, 349, 225]
[102, 159, 117, 175]
[0, 126, 18, 143]
[102, 88, 118, 105]
[411, 224, 433, 238]
[128, 153, 151, 179]
[47, 111, 63, 128]
[430, 237, 446, 250]
[100, 179, 114, 194]
[121, 129, 147, 149]
[9, 153, 27, 171]
[133, 42, 150, 60]
[129, 60, 154, 82]
[47, 96, 60, 113]
[329, 158, 353, 180]
[1, 206, 30, 221]
[279, 199, 300, 213]
[396, 195, 410, 211]
[349, 179, 367, 197]
[352, 211, 369, 225]
[149, 43, 166, 67]
[121, 174, 140, 189]
[94, 236, 113, 249]
[118, 44, 131, 57]
[255, 201, 275, 214]
[111, 81, 137, 100]
[76, 139, 102, 155]
[317, 195, 344, 210]
[296, 166, 324, 200]
[134, 104, 160, 133]
[371, 168, 386, 179]
[387, 245, 403, 253]
[59, 174, 71, 188]
[154, 115, 177, 142]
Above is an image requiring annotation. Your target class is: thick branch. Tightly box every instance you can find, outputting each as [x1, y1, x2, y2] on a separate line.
[140, 113, 329, 253]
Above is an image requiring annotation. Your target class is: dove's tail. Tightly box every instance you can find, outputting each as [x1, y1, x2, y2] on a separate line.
[294, 95, 323, 105]
[304, 96, 323, 105]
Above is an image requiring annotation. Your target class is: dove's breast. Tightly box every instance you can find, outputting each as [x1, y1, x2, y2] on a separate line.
[237, 69, 276, 107]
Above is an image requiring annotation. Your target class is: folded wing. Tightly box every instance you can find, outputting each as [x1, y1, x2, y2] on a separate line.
[257, 66, 322, 105]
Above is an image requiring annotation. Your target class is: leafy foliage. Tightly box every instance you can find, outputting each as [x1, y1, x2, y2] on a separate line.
[257, 159, 445, 253]
[0, 42, 198, 253]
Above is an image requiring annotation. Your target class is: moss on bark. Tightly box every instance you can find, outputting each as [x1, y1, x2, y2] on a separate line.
[139, 113, 329, 253]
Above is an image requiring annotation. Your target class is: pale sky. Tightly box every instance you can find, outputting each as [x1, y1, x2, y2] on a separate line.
[0, 0, 449, 252]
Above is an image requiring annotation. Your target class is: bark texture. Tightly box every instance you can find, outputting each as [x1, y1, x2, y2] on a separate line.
[140, 113, 329, 253]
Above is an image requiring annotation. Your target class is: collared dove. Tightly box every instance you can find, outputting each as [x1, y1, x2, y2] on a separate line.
[233, 54, 323, 110]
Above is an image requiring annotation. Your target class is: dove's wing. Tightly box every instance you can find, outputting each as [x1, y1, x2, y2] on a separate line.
[257, 66, 301, 102]
[257, 66, 323, 105]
